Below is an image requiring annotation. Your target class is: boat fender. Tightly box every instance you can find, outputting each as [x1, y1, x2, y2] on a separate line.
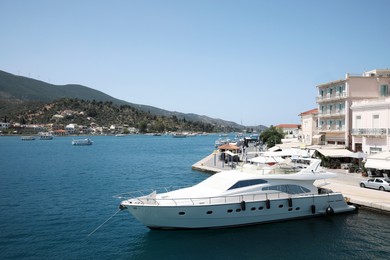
[311, 205, 316, 214]
[119, 204, 127, 210]
[240, 201, 246, 211]
[326, 206, 334, 215]
[288, 198, 293, 207]
[266, 199, 271, 209]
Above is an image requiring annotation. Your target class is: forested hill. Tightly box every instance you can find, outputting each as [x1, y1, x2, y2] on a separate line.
[0, 70, 262, 130]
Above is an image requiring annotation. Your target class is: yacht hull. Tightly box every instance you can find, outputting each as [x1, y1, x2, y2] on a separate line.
[123, 193, 356, 229]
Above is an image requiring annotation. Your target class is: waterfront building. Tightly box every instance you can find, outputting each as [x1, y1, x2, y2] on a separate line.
[0, 122, 10, 129]
[65, 124, 77, 134]
[298, 109, 319, 145]
[275, 124, 300, 139]
[316, 69, 390, 149]
[351, 97, 390, 154]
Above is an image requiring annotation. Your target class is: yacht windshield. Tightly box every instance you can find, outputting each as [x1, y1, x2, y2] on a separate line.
[228, 179, 267, 190]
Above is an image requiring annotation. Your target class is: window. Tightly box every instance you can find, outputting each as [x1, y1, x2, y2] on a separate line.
[328, 120, 333, 129]
[356, 115, 362, 129]
[373, 115, 380, 129]
[262, 185, 311, 194]
[338, 120, 343, 129]
[380, 85, 388, 97]
[370, 147, 382, 154]
[337, 85, 344, 93]
[228, 179, 267, 190]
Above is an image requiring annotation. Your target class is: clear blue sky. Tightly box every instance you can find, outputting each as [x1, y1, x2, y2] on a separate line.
[1, 0, 389, 127]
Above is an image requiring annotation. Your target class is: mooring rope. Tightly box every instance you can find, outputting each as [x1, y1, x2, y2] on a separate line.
[87, 209, 121, 237]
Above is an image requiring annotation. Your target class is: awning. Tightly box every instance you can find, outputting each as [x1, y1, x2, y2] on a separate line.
[316, 148, 355, 158]
[365, 151, 390, 170]
[313, 134, 323, 139]
[324, 133, 345, 141]
[349, 152, 368, 159]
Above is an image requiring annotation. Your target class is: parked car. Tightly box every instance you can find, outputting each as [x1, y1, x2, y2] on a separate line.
[360, 178, 390, 191]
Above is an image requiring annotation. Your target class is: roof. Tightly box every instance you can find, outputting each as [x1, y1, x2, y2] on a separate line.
[218, 143, 240, 150]
[275, 124, 301, 129]
[299, 108, 318, 116]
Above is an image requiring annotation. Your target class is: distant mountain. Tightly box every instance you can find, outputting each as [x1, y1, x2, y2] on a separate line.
[0, 69, 266, 130]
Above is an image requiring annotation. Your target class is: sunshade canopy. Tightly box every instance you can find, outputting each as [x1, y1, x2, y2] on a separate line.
[316, 148, 355, 158]
[365, 151, 390, 170]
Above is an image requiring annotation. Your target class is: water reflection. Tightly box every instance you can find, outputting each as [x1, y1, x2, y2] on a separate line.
[122, 210, 389, 259]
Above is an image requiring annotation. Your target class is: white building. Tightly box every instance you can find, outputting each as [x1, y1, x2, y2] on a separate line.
[65, 124, 77, 134]
[351, 98, 390, 154]
[299, 109, 319, 145]
[275, 124, 301, 140]
[0, 122, 10, 129]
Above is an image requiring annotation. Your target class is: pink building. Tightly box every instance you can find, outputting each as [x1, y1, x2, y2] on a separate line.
[316, 69, 390, 149]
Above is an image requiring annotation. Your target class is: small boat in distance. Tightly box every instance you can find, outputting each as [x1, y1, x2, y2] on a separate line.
[21, 136, 36, 141]
[72, 138, 93, 146]
[172, 133, 187, 138]
[118, 158, 356, 229]
[38, 132, 53, 140]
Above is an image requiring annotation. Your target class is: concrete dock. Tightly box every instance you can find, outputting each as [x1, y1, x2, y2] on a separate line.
[192, 153, 390, 212]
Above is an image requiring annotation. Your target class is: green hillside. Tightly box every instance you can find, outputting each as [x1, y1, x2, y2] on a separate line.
[0, 70, 126, 104]
[0, 69, 266, 131]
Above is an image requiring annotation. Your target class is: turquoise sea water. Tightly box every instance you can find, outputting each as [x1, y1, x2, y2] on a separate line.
[0, 135, 389, 259]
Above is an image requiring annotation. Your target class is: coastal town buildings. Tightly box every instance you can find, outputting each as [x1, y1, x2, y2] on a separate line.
[316, 69, 390, 150]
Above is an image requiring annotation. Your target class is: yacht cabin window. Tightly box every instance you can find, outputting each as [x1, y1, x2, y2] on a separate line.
[262, 185, 311, 194]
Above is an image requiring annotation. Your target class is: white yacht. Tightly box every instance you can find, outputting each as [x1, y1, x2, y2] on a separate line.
[119, 159, 356, 229]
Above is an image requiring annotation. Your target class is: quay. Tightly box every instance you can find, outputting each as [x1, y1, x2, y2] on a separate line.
[192, 153, 390, 212]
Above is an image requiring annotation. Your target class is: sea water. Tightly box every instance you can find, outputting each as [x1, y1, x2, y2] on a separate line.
[0, 135, 389, 259]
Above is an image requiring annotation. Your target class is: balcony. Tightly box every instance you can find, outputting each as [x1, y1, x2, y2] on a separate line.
[318, 110, 345, 118]
[316, 92, 347, 103]
[351, 128, 387, 136]
[318, 126, 345, 132]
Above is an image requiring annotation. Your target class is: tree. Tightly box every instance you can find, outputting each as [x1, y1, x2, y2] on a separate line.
[260, 125, 285, 148]
[138, 121, 148, 133]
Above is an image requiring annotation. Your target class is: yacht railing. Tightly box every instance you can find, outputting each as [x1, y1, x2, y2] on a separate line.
[117, 188, 334, 207]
